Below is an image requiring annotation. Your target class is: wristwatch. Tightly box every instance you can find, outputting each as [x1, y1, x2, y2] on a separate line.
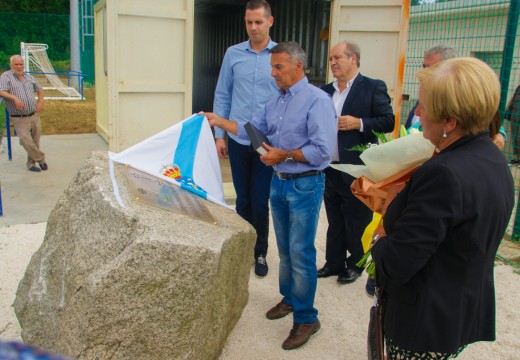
[371, 233, 385, 245]
[285, 150, 294, 162]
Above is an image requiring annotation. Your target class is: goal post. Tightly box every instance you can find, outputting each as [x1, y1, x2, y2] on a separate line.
[20, 42, 85, 100]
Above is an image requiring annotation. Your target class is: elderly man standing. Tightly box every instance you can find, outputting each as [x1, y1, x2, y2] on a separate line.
[405, 44, 506, 150]
[0, 55, 46, 172]
[405, 44, 458, 129]
[318, 41, 395, 285]
[204, 42, 337, 350]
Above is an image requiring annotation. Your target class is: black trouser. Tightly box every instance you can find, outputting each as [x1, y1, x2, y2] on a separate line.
[228, 138, 273, 258]
[323, 166, 372, 272]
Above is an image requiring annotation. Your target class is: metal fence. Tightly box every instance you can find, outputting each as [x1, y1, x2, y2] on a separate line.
[0, 12, 70, 66]
[401, 0, 520, 267]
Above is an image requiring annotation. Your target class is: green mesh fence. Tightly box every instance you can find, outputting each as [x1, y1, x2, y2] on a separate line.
[402, 0, 520, 267]
[0, 12, 70, 67]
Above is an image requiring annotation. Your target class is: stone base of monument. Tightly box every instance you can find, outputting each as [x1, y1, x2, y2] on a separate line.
[14, 151, 255, 360]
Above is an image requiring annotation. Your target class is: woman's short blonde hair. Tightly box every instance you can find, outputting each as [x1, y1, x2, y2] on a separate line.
[416, 57, 500, 135]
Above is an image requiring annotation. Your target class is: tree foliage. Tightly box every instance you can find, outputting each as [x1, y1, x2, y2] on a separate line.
[0, 0, 69, 67]
[0, 0, 69, 14]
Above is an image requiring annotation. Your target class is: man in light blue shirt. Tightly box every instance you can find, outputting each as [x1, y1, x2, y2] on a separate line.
[213, 0, 279, 278]
[204, 41, 337, 351]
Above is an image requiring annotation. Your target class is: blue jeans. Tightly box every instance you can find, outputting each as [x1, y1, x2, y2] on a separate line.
[228, 138, 273, 258]
[270, 172, 325, 324]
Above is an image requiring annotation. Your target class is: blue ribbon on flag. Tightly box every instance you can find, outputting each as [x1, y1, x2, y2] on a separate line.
[172, 114, 208, 199]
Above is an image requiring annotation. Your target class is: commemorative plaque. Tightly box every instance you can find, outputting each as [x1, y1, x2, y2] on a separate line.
[124, 166, 216, 224]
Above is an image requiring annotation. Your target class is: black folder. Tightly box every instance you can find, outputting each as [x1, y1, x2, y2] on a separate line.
[244, 122, 270, 155]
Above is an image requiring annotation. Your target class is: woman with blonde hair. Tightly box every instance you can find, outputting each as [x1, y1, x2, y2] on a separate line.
[371, 57, 514, 359]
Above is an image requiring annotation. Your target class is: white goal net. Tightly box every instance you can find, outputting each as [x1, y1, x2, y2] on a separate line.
[20, 42, 84, 100]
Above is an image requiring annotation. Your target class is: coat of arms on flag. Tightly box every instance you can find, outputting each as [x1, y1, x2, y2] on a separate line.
[109, 114, 233, 222]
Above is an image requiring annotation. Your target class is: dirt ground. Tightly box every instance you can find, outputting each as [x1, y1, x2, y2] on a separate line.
[40, 87, 97, 135]
[2, 87, 96, 136]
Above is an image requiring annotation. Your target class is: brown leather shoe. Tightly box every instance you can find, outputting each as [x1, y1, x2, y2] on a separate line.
[282, 320, 321, 350]
[266, 301, 293, 320]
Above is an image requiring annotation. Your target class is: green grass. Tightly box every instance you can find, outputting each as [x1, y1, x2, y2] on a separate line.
[52, 59, 71, 71]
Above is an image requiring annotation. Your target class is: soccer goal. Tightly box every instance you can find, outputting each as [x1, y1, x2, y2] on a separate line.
[20, 42, 84, 100]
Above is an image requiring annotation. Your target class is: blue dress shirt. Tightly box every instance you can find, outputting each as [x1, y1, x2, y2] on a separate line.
[237, 77, 338, 173]
[213, 39, 279, 145]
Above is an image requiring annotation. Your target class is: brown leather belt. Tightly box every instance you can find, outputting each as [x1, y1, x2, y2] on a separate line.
[274, 170, 322, 180]
[10, 112, 35, 117]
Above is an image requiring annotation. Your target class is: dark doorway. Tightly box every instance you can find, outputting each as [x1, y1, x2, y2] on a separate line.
[192, 0, 332, 113]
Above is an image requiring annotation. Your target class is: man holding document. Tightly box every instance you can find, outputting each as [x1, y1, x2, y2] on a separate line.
[203, 41, 336, 350]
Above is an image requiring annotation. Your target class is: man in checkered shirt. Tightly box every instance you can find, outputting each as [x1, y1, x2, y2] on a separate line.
[0, 55, 47, 172]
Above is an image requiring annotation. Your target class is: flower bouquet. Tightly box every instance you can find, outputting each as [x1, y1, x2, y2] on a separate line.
[331, 130, 435, 278]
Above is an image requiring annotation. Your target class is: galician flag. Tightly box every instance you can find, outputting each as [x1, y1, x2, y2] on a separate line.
[109, 114, 229, 208]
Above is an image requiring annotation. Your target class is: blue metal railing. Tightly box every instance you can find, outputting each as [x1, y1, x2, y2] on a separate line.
[0, 69, 87, 217]
[0, 67, 88, 100]
[5, 106, 12, 161]
[27, 70, 88, 100]
[0, 105, 7, 217]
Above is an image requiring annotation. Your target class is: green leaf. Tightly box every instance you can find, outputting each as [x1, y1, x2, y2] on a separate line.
[346, 144, 370, 153]
[357, 249, 376, 279]
[356, 250, 372, 268]
[372, 130, 389, 143]
[400, 125, 408, 138]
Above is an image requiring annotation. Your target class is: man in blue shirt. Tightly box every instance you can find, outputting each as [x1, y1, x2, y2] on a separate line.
[213, 0, 279, 278]
[204, 42, 337, 351]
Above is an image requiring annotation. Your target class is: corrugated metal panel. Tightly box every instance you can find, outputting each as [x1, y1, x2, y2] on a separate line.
[193, 4, 245, 113]
[266, 0, 331, 86]
[193, 0, 331, 113]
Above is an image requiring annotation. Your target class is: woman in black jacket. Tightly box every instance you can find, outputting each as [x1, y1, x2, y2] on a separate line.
[371, 57, 514, 359]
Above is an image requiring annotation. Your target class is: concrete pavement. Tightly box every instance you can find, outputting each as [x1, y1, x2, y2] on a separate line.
[0, 134, 108, 226]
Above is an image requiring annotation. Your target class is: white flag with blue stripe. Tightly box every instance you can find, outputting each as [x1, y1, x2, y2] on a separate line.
[109, 113, 230, 209]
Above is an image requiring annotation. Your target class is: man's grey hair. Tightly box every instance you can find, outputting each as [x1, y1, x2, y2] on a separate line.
[10, 55, 24, 63]
[269, 41, 308, 70]
[338, 41, 361, 67]
[424, 44, 458, 60]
